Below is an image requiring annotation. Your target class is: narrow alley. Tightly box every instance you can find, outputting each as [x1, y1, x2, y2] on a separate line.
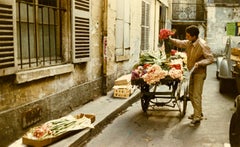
[85, 63, 237, 147]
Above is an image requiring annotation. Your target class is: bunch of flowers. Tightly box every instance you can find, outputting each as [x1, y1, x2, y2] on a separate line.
[25, 115, 93, 140]
[131, 64, 150, 80]
[141, 64, 168, 85]
[169, 50, 187, 65]
[168, 58, 184, 80]
[175, 51, 187, 64]
[159, 29, 175, 58]
[159, 29, 175, 40]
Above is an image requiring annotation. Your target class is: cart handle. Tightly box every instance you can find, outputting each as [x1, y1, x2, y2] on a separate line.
[189, 66, 196, 76]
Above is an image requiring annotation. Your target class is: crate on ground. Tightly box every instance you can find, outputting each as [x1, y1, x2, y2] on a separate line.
[113, 84, 135, 98]
[113, 74, 136, 98]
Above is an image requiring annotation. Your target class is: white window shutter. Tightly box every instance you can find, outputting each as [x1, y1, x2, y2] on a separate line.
[72, 0, 90, 63]
[141, 1, 150, 50]
[123, 0, 130, 49]
[115, 0, 130, 61]
[0, 0, 17, 76]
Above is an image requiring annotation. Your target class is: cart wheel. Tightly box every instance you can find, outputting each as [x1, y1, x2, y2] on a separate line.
[177, 86, 187, 118]
[141, 94, 150, 112]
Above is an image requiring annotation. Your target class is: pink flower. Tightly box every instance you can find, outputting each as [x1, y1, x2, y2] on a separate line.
[168, 68, 183, 80]
[142, 64, 168, 85]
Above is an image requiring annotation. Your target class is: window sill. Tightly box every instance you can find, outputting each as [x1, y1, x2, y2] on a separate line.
[16, 64, 74, 84]
[115, 55, 130, 62]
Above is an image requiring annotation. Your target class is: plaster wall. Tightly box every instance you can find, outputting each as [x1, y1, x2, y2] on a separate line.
[206, 6, 240, 55]
[106, 0, 162, 88]
[0, 0, 104, 146]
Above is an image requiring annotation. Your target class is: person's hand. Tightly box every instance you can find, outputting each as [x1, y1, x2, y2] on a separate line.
[194, 63, 199, 68]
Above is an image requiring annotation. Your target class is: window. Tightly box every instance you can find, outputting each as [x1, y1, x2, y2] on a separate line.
[141, 1, 150, 50]
[0, 0, 90, 77]
[16, 0, 64, 69]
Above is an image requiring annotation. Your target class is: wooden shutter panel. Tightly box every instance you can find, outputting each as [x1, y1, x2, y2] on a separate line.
[141, 1, 150, 50]
[72, 0, 90, 63]
[0, 0, 17, 76]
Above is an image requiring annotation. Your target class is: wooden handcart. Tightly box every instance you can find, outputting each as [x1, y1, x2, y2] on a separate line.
[132, 75, 189, 118]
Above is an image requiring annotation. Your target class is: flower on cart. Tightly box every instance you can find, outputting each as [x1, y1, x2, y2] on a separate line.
[175, 51, 187, 64]
[142, 64, 168, 85]
[168, 68, 183, 81]
[168, 58, 184, 80]
[170, 58, 183, 70]
[131, 64, 149, 80]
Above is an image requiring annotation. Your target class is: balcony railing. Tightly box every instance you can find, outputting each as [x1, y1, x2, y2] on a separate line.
[208, 0, 240, 6]
[172, 3, 205, 21]
[208, 0, 239, 3]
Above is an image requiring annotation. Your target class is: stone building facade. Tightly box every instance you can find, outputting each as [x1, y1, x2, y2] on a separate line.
[1, 0, 239, 146]
[206, 1, 240, 54]
[0, 0, 169, 146]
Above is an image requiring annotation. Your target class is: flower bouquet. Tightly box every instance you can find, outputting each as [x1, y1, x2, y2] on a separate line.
[22, 113, 95, 146]
[159, 29, 175, 58]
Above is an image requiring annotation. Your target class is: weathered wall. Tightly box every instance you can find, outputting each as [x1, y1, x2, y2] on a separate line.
[206, 5, 240, 55]
[105, 0, 161, 90]
[1, 0, 169, 146]
[0, 0, 105, 146]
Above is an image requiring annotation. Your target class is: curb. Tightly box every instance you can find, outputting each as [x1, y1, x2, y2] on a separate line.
[50, 90, 141, 147]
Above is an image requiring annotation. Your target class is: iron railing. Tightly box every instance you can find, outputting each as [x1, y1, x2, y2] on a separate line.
[16, 0, 65, 69]
[208, 0, 239, 4]
[172, 3, 205, 21]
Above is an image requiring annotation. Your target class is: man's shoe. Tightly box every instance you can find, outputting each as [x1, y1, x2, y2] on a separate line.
[189, 119, 201, 127]
[188, 113, 204, 120]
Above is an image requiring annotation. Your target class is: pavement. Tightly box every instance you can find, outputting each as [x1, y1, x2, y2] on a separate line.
[9, 88, 141, 147]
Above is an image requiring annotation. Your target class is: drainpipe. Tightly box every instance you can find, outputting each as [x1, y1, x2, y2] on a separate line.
[102, 0, 108, 95]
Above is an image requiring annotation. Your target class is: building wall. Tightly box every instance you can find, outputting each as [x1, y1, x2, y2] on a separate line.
[0, 0, 169, 146]
[206, 4, 240, 55]
[105, 0, 164, 89]
[0, 0, 104, 146]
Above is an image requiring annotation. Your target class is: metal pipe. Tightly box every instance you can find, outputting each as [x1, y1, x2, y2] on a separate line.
[102, 0, 108, 95]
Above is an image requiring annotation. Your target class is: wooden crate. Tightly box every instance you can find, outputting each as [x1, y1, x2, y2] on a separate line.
[113, 85, 134, 98]
[231, 54, 240, 62]
[114, 74, 131, 85]
[232, 47, 240, 56]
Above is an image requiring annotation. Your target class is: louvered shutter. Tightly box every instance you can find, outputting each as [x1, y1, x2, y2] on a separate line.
[0, 0, 17, 76]
[141, 1, 150, 50]
[72, 0, 90, 63]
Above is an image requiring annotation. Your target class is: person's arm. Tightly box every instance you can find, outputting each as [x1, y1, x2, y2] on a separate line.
[169, 38, 189, 49]
[196, 43, 214, 67]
